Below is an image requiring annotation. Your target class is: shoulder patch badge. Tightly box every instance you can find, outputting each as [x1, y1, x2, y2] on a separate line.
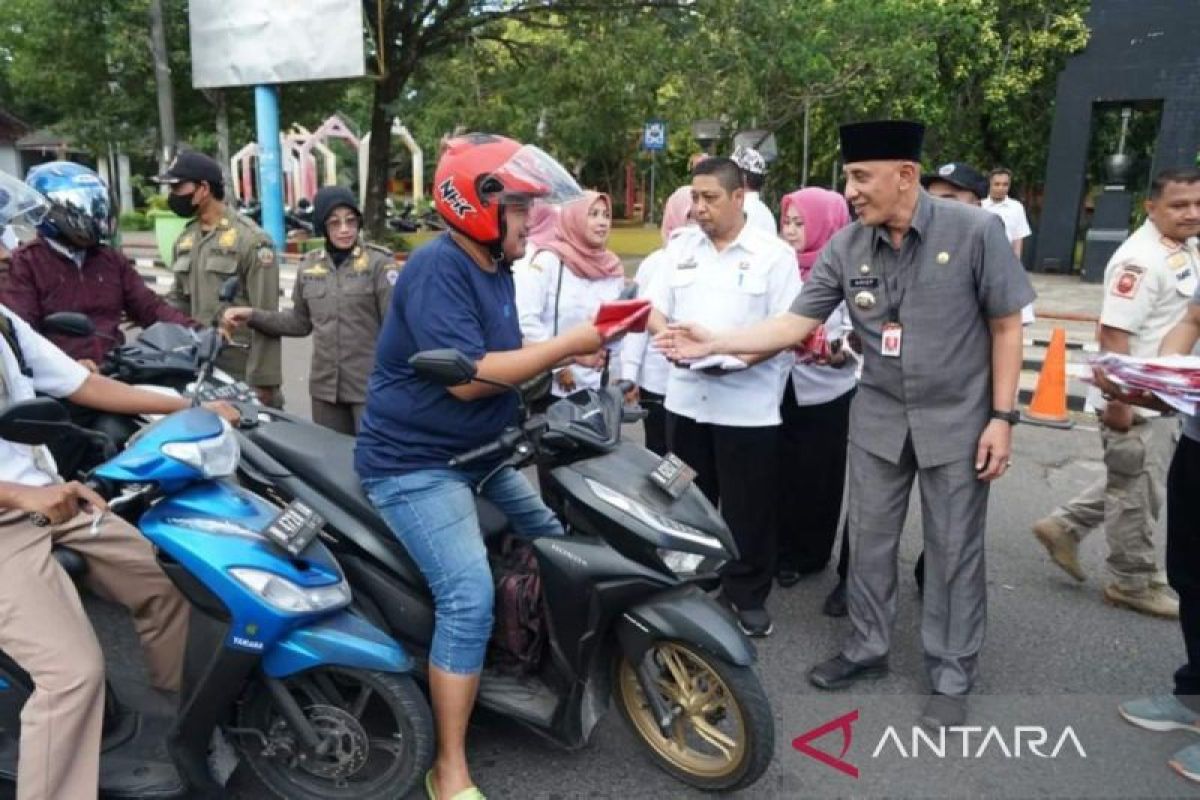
[1111, 265, 1146, 299]
[386, 269, 400, 286]
[256, 245, 275, 266]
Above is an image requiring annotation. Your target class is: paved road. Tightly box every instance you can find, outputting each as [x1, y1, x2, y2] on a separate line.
[81, 334, 1189, 799]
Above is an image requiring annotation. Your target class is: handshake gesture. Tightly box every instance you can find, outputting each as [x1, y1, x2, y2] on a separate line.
[654, 322, 717, 364]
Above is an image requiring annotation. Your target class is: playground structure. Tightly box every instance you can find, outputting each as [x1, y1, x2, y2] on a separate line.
[231, 114, 424, 211]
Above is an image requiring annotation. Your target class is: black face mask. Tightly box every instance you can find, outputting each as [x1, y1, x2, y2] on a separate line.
[167, 191, 197, 218]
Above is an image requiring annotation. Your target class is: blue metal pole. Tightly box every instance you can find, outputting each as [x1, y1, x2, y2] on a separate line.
[254, 85, 285, 251]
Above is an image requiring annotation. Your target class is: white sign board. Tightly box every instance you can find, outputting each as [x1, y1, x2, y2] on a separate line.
[189, 0, 366, 89]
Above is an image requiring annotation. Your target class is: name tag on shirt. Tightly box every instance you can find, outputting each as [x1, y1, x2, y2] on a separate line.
[881, 322, 903, 357]
[850, 277, 880, 289]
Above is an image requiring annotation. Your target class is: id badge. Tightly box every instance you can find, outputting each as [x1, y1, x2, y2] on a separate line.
[881, 322, 903, 358]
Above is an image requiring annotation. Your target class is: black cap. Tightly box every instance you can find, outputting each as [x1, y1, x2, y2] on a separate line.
[921, 161, 988, 199]
[839, 120, 925, 164]
[312, 186, 361, 238]
[154, 151, 224, 189]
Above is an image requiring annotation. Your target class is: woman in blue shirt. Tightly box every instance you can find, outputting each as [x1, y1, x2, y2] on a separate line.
[356, 134, 609, 800]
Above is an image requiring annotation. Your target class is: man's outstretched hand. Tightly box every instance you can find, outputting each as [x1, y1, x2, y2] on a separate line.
[654, 322, 715, 363]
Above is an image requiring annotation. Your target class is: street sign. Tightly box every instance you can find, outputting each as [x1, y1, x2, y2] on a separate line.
[642, 121, 667, 151]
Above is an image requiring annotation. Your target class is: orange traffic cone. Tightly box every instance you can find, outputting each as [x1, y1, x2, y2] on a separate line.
[1022, 327, 1074, 428]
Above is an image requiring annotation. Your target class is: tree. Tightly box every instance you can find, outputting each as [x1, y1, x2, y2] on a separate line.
[393, 8, 697, 208]
[357, 0, 683, 238]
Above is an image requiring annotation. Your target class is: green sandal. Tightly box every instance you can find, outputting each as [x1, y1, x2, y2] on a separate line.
[425, 769, 487, 800]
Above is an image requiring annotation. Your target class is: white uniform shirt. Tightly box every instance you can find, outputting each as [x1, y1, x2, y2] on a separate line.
[1087, 220, 1199, 412]
[620, 248, 673, 395]
[981, 196, 1032, 243]
[743, 192, 777, 238]
[513, 249, 625, 396]
[982, 197, 1036, 325]
[650, 225, 800, 427]
[0, 305, 89, 487]
[787, 299, 857, 406]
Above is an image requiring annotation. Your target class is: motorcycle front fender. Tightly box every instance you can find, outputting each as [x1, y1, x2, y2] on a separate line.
[261, 610, 412, 678]
[615, 583, 755, 668]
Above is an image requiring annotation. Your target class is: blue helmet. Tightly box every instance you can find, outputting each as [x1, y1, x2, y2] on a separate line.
[25, 161, 113, 248]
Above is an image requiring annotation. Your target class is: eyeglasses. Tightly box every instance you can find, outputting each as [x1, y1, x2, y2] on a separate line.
[327, 216, 360, 231]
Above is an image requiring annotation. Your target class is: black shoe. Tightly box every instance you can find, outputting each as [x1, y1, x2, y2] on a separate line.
[919, 693, 967, 731]
[736, 607, 774, 638]
[777, 569, 803, 588]
[822, 580, 848, 618]
[807, 654, 888, 690]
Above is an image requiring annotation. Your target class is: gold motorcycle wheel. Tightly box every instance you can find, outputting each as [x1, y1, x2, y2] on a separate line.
[614, 641, 773, 791]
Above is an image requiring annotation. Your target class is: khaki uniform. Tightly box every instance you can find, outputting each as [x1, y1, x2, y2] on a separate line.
[250, 243, 398, 434]
[166, 207, 282, 389]
[0, 310, 188, 800]
[1051, 220, 1198, 591]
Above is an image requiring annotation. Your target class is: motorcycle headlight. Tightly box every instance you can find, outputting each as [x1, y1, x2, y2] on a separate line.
[161, 420, 240, 478]
[229, 567, 350, 614]
[657, 548, 708, 576]
[584, 477, 727, 556]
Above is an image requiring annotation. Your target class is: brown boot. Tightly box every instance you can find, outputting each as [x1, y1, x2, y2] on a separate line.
[1103, 584, 1180, 619]
[1032, 516, 1085, 582]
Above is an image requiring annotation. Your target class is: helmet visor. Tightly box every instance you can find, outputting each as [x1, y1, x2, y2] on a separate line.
[46, 184, 113, 243]
[0, 172, 48, 228]
[489, 145, 583, 206]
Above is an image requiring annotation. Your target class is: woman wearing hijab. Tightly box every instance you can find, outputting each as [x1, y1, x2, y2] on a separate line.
[224, 185, 398, 434]
[621, 185, 692, 455]
[774, 188, 858, 588]
[514, 191, 625, 398]
[523, 200, 560, 252]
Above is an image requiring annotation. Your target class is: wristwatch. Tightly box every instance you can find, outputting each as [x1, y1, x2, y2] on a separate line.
[991, 409, 1020, 425]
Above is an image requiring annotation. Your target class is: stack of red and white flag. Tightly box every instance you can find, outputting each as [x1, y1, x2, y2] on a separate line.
[1089, 353, 1200, 416]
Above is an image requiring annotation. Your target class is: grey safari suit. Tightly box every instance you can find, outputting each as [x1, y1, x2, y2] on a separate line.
[249, 243, 398, 434]
[165, 207, 281, 390]
[793, 192, 1035, 694]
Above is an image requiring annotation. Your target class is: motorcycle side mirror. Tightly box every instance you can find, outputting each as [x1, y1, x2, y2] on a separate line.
[42, 311, 95, 338]
[218, 275, 241, 305]
[0, 398, 72, 445]
[409, 349, 478, 386]
[619, 281, 639, 300]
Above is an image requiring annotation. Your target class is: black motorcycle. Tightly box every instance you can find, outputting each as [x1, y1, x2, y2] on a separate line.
[234, 349, 775, 792]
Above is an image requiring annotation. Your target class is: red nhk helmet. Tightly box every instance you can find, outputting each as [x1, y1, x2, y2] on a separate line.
[433, 133, 582, 247]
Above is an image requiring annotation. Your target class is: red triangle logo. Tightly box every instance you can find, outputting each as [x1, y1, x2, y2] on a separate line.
[792, 709, 859, 778]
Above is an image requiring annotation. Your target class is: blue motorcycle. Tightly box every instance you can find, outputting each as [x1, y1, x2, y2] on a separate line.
[0, 399, 433, 798]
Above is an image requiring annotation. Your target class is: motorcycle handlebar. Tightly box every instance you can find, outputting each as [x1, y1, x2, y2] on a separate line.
[448, 421, 544, 468]
[448, 439, 506, 468]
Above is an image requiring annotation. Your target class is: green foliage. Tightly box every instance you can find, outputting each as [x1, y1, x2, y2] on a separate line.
[0, 0, 1090, 221]
[392, 0, 1089, 215]
[118, 209, 153, 231]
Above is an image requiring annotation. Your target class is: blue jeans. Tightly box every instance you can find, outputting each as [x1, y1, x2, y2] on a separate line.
[362, 467, 562, 674]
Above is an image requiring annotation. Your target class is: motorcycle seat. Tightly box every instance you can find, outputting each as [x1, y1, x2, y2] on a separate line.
[52, 546, 88, 578]
[247, 420, 511, 540]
